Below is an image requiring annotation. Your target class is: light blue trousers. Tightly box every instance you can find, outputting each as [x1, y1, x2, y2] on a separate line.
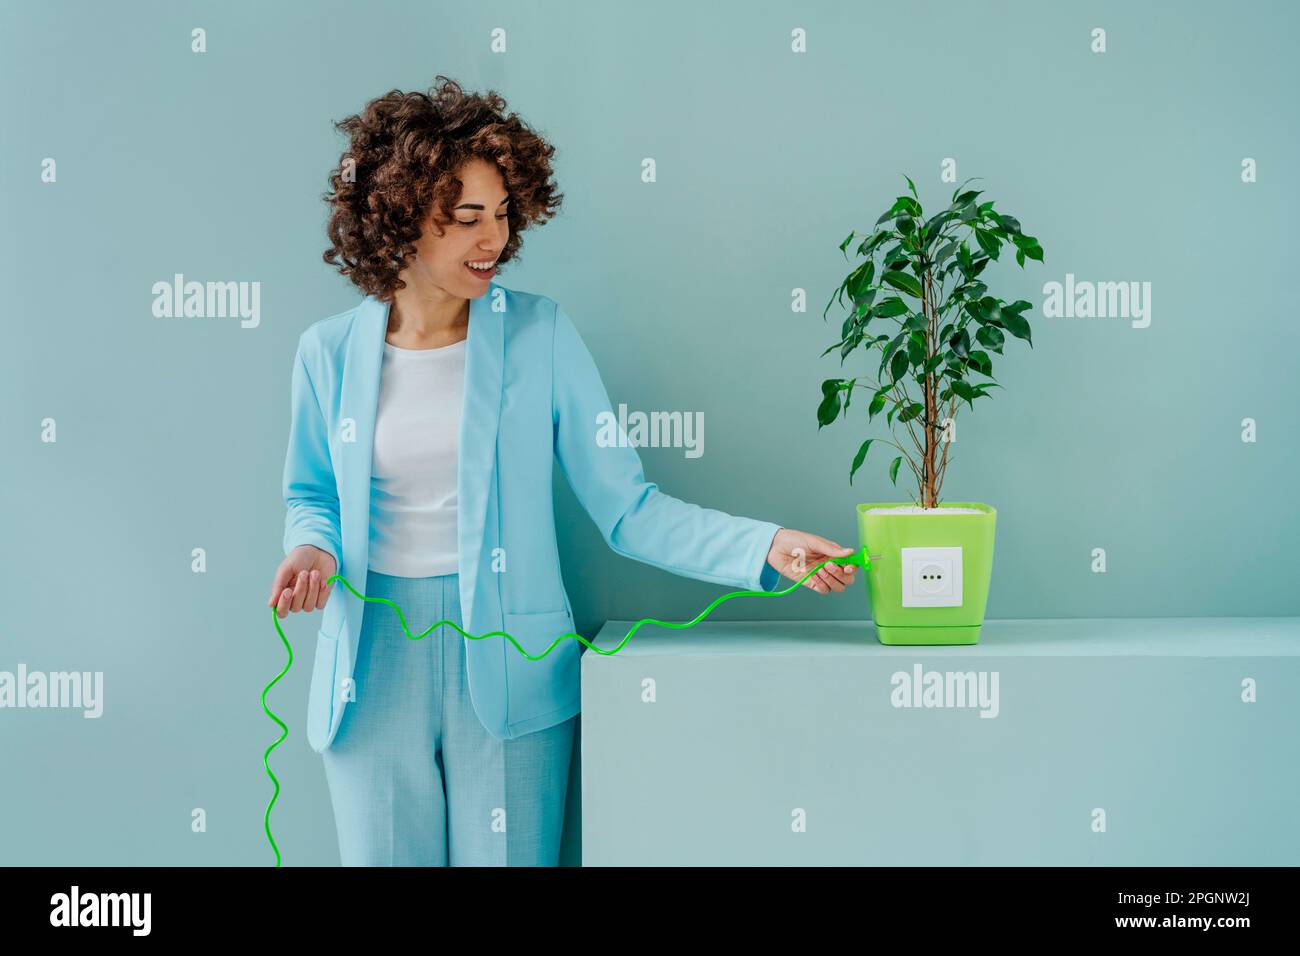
[321, 570, 576, 866]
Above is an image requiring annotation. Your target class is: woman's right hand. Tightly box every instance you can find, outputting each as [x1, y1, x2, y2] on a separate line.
[268, 545, 338, 619]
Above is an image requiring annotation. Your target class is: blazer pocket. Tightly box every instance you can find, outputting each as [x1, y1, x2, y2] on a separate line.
[502, 608, 578, 660]
[306, 625, 341, 743]
[318, 600, 344, 643]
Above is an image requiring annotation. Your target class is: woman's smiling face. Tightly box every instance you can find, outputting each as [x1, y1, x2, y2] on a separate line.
[408, 157, 510, 299]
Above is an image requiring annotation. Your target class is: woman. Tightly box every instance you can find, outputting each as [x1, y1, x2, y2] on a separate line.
[265, 76, 859, 867]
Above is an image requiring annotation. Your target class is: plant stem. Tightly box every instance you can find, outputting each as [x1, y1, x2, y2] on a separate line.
[921, 267, 938, 507]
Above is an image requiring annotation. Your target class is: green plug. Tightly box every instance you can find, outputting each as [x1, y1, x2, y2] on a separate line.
[827, 546, 871, 571]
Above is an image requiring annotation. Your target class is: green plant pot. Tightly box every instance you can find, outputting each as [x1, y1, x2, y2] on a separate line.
[856, 501, 997, 645]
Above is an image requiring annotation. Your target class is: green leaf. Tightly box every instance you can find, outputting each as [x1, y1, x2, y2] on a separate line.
[874, 296, 909, 318]
[876, 195, 922, 224]
[922, 353, 945, 375]
[1001, 309, 1033, 347]
[846, 260, 875, 302]
[850, 289, 876, 320]
[898, 402, 924, 423]
[907, 333, 926, 367]
[993, 213, 1021, 235]
[1011, 233, 1044, 262]
[883, 270, 924, 297]
[968, 349, 994, 376]
[889, 456, 903, 485]
[935, 240, 957, 265]
[956, 241, 973, 269]
[823, 278, 848, 320]
[922, 212, 952, 247]
[849, 438, 875, 485]
[857, 229, 890, 258]
[903, 311, 927, 332]
[949, 327, 971, 359]
[889, 348, 909, 383]
[904, 174, 918, 200]
[868, 389, 888, 419]
[816, 379, 843, 427]
[975, 324, 1005, 352]
[950, 379, 977, 408]
[978, 296, 1003, 325]
[884, 245, 910, 268]
[838, 231, 856, 257]
[879, 331, 907, 375]
[949, 176, 983, 202]
[974, 227, 1001, 260]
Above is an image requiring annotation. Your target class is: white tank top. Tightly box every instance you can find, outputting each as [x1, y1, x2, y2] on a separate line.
[367, 337, 466, 577]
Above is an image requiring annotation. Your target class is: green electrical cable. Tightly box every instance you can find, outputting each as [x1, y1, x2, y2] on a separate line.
[261, 626, 293, 867]
[262, 546, 870, 865]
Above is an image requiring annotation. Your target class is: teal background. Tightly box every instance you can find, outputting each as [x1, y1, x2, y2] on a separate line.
[1, 0, 1296, 866]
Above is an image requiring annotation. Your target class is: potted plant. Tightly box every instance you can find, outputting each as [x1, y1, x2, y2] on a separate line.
[817, 176, 1045, 645]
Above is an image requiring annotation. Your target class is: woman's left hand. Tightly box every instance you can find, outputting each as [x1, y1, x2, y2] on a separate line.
[765, 527, 859, 594]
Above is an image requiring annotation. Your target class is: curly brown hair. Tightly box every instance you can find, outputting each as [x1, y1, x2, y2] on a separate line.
[322, 75, 563, 301]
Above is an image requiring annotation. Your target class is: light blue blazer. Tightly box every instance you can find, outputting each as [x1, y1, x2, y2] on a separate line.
[282, 282, 783, 752]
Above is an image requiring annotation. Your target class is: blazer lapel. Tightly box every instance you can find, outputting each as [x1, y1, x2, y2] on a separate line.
[455, 287, 504, 629]
[338, 288, 503, 641]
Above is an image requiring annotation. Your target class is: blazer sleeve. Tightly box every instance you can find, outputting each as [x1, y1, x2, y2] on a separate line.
[551, 300, 783, 592]
[281, 336, 343, 565]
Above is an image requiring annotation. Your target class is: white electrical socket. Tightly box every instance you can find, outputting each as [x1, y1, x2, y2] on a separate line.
[901, 547, 963, 607]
